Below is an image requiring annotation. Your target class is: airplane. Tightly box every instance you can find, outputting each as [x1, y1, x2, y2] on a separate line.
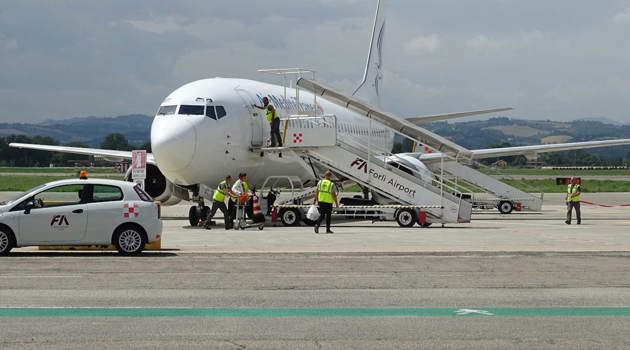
[11, 0, 630, 225]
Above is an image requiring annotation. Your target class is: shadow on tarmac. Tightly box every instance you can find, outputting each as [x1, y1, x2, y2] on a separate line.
[4, 251, 180, 257]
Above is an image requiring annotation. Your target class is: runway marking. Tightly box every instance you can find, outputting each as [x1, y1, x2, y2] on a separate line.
[1, 307, 630, 318]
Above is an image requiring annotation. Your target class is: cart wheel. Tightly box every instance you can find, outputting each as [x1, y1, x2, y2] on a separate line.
[238, 221, 246, 230]
[497, 201, 514, 214]
[396, 208, 416, 228]
[279, 208, 301, 226]
[258, 224, 264, 231]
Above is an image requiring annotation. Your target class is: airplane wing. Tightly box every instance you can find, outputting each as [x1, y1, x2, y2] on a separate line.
[406, 107, 513, 125]
[418, 139, 630, 161]
[9, 143, 155, 164]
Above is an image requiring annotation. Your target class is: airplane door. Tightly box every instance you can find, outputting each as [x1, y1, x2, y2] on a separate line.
[235, 88, 265, 147]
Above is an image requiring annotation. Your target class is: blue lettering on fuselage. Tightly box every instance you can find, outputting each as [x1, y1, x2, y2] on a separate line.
[256, 93, 323, 114]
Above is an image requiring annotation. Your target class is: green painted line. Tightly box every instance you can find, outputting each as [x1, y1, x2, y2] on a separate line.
[1, 307, 630, 318]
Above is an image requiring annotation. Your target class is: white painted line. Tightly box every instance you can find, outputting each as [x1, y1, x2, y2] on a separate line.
[0, 275, 82, 279]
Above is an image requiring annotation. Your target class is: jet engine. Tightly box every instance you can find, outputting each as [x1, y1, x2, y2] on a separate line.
[125, 164, 183, 206]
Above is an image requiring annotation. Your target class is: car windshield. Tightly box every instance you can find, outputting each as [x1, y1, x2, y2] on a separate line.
[0, 184, 46, 206]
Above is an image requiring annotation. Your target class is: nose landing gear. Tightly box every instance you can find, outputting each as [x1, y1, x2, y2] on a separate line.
[188, 196, 210, 227]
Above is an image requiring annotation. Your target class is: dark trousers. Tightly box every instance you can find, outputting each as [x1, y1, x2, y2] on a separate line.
[228, 200, 237, 227]
[317, 202, 333, 231]
[566, 201, 581, 223]
[205, 200, 230, 229]
[270, 118, 282, 147]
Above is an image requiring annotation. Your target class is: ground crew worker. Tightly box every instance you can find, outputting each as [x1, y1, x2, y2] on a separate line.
[79, 170, 88, 179]
[204, 175, 236, 230]
[254, 97, 282, 147]
[230, 173, 250, 225]
[565, 177, 581, 225]
[314, 170, 339, 234]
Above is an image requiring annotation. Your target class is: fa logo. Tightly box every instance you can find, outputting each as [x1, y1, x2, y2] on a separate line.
[350, 158, 368, 173]
[50, 215, 69, 226]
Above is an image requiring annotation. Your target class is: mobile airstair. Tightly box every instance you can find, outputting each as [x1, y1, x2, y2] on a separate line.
[257, 114, 473, 224]
[425, 160, 543, 213]
[294, 76, 545, 214]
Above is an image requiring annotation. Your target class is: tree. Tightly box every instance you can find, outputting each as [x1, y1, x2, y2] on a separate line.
[137, 141, 152, 153]
[0, 137, 9, 166]
[101, 133, 131, 151]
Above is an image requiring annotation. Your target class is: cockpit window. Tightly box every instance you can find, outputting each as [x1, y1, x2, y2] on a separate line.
[178, 105, 204, 115]
[206, 106, 216, 120]
[205, 106, 227, 120]
[157, 105, 177, 115]
[216, 106, 226, 119]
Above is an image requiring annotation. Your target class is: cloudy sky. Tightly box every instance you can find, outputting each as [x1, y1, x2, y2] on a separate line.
[1, 0, 630, 123]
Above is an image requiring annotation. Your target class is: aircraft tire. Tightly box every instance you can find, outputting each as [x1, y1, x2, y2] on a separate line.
[188, 206, 199, 226]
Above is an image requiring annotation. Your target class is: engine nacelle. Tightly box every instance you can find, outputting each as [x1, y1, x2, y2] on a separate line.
[125, 164, 183, 205]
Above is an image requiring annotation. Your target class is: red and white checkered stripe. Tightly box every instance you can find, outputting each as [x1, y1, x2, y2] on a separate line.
[123, 203, 140, 218]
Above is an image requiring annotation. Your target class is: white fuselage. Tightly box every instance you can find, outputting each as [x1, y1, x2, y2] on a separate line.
[151, 78, 398, 189]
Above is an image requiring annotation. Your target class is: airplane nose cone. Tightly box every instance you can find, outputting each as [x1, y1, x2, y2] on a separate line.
[151, 116, 197, 172]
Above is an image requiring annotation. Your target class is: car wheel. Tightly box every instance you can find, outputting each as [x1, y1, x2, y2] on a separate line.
[0, 228, 14, 255]
[396, 208, 416, 228]
[279, 208, 301, 226]
[497, 201, 514, 214]
[114, 225, 146, 255]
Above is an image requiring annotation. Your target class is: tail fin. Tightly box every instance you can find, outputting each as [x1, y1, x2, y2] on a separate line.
[352, 0, 386, 107]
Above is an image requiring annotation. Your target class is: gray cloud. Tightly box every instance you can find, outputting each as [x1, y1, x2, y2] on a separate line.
[1, 0, 630, 123]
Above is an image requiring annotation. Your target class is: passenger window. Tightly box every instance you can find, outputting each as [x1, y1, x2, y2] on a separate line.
[31, 185, 85, 208]
[92, 185, 123, 202]
[157, 105, 177, 115]
[216, 106, 226, 119]
[178, 105, 204, 115]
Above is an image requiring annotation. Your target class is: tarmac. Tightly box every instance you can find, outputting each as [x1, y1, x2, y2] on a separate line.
[1, 192, 629, 349]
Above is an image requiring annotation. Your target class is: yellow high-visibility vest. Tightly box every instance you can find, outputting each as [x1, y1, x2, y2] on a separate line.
[317, 179, 334, 204]
[230, 180, 249, 202]
[265, 104, 277, 122]
[213, 181, 228, 202]
[567, 184, 581, 202]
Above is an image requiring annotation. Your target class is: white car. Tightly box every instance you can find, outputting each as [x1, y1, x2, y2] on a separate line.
[0, 179, 162, 255]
